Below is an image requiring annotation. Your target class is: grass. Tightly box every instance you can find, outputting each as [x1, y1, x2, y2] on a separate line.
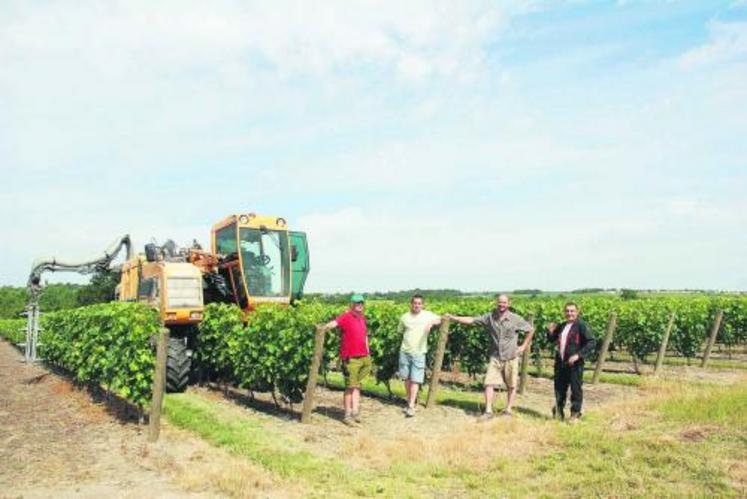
[456, 366, 645, 387]
[163, 390, 553, 496]
[164, 376, 747, 497]
[536, 351, 747, 371]
[322, 371, 485, 413]
[485, 379, 747, 497]
[164, 393, 426, 497]
[320, 366, 642, 415]
[522, 417, 735, 497]
[660, 382, 747, 427]
[652, 356, 747, 370]
[164, 394, 350, 482]
[602, 351, 747, 370]
[533, 368, 644, 386]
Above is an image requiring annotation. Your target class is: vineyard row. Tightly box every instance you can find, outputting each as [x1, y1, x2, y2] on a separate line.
[0, 295, 745, 406]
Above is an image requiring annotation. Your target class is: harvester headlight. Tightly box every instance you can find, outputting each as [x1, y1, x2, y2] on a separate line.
[239, 215, 249, 224]
[190, 312, 203, 320]
[276, 217, 286, 227]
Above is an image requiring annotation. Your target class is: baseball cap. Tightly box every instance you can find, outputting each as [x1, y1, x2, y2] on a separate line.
[350, 293, 365, 303]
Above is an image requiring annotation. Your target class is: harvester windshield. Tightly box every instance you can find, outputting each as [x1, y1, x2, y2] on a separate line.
[239, 227, 289, 297]
[213, 214, 309, 307]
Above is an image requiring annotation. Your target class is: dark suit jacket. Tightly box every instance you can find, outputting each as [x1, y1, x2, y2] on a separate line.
[546, 319, 596, 365]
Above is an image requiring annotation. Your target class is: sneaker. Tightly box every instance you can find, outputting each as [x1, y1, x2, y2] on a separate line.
[405, 406, 416, 418]
[352, 411, 362, 423]
[568, 412, 582, 424]
[343, 415, 357, 427]
[476, 412, 494, 422]
[499, 409, 513, 418]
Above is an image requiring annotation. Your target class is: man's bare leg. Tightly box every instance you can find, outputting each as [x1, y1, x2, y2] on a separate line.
[344, 389, 353, 415]
[505, 386, 517, 413]
[352, 387, 361, 414]
[409, 382, 420, 408]
[484, 384, 495, 414]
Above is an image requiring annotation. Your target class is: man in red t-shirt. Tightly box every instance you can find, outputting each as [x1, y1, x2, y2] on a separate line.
[323, 293, 371, 426]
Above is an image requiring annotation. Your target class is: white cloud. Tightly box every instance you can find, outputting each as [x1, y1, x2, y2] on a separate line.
[297, 206, 570, 292]
[298, 198, 747, 292]
[678, 21, 747, 69]
[666, 197, 747, 226]
[0, 0, 530, 176]
[0, 1, 519, 80]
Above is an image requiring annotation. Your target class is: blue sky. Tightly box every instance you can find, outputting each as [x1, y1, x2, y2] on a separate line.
[1, 0, 746, 292]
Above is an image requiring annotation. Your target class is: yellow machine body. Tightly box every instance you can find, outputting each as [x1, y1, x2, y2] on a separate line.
[119, 258, 204, 326]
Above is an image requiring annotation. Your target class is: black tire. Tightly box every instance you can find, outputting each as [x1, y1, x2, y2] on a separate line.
[166, 337, 191, 393]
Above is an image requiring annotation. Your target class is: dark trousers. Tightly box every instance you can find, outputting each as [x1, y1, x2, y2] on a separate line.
[554, 357, 584, 416]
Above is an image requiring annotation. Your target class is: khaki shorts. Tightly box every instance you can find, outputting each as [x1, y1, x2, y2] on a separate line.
[484, 356, 519, 389]
[342, 355, 372, 388]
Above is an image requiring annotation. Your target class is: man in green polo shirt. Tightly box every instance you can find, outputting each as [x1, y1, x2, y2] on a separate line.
[398, 294, 441, 417]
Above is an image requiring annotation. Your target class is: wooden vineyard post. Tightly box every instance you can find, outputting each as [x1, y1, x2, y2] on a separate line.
[518, 313, 534, 395]
[148, 327, 169, 443]
[701, 310, 724, 369]
[592, 312, 617, 385]
[301, 325, 327, 424]
[533, 340, 543, 378]
[426, 319, 451, 409]
[654, 312, 676, 375]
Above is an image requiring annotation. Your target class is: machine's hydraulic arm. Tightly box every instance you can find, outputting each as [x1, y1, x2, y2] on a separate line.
[24, 235, 133, 361]
[27, 235, 133, 305]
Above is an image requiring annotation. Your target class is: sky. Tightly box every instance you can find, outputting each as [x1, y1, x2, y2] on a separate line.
[1, 0, 746, 292]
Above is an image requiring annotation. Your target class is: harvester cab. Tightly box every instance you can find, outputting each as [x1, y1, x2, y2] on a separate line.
[211, 213, 310, 311]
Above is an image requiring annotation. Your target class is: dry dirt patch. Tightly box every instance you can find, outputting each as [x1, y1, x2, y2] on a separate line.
[0, 340, 297, 498]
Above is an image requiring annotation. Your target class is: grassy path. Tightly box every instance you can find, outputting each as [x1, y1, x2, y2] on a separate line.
[163, 373, 747, 497]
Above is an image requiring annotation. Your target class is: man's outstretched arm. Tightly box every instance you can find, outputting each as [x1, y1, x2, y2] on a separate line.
[443, 314, 476, 325]
[321, 319, 338, 332]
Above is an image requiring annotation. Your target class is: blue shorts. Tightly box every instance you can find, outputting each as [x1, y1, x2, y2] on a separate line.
[398, 351, 426, 384]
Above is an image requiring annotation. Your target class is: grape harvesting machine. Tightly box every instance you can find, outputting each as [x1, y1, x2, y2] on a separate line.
[25, 212, 310, 392]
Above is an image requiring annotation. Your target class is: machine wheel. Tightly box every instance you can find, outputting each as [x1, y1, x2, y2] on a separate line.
[166, 337, 191, 393]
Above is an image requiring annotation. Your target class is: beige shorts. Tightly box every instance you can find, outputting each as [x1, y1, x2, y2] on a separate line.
[484, 356, 519, 389]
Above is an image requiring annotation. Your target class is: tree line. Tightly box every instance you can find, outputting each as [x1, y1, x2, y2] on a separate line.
[0, 270, 119, 319]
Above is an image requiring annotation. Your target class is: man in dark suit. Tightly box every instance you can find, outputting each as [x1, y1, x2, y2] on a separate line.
[547, 302, 596, 423]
